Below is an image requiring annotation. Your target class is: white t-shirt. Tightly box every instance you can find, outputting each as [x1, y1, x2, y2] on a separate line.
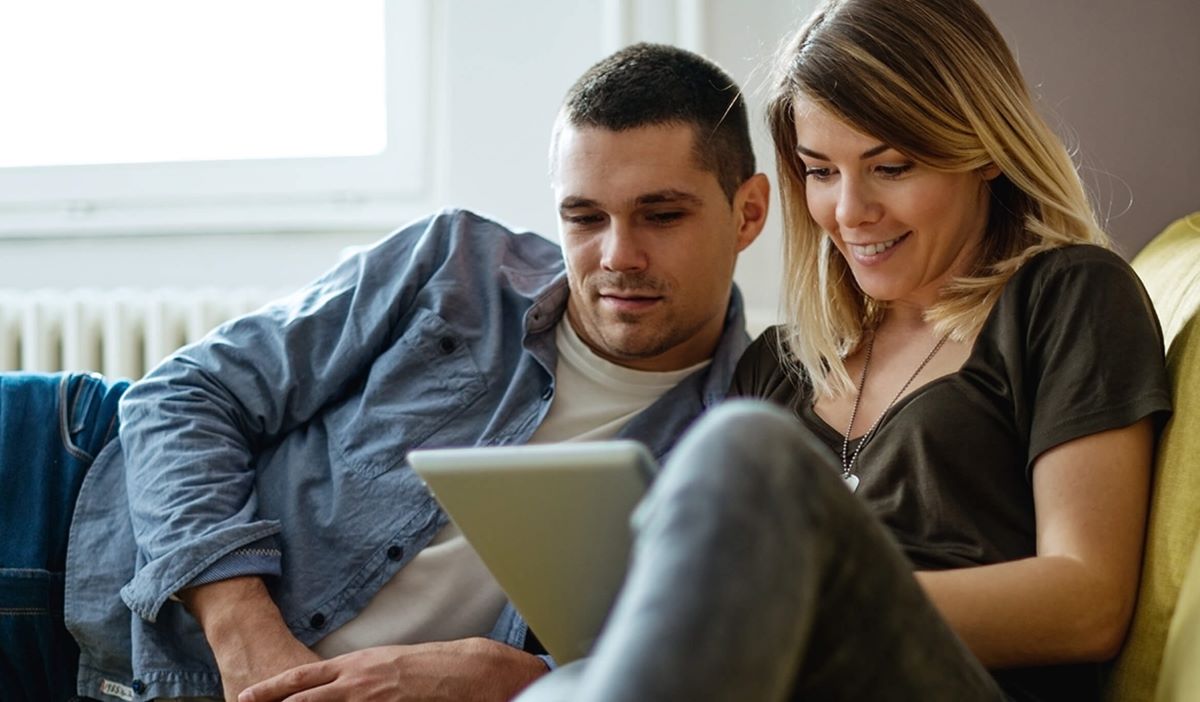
[528, 317, 708, 443]
[312, 317, 708, 657]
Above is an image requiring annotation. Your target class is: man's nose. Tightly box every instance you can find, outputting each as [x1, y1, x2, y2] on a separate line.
[600, 221, 649, 272]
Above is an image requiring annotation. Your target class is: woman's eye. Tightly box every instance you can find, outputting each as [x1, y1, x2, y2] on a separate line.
[803, 166, 833, 181]
[876, 163, 914, 178]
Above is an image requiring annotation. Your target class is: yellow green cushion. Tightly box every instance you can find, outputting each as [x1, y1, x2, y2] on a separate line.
[1155, 532, 1200, 701]
[1105, 213, 1200, 701]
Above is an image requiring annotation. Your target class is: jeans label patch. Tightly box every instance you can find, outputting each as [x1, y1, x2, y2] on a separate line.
[100, 679, 135, 701]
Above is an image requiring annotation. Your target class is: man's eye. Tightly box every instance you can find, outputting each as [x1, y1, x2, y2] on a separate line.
[563, 214, 603, 226]
[646, 211, 685, 225]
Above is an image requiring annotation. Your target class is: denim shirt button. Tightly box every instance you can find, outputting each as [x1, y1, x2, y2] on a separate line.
[540, 386, 554, 401]
[387, 544, 404, 561]
[438, 336, 457, 354]
[131, 679, 146, 694]
[310, 612, 327, 629]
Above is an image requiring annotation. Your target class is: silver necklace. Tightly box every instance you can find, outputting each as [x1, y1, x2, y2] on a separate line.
[840, 330, 949, 492]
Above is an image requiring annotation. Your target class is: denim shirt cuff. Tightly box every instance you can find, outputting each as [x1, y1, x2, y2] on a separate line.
[181, 535, 283, 590]
[121, 521, 283, 622]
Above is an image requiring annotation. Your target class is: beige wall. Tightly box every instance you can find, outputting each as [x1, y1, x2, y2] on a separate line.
[979, 0, 1200, 257]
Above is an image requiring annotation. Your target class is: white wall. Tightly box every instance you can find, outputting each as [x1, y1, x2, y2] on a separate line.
[3, 0, 1196, 330]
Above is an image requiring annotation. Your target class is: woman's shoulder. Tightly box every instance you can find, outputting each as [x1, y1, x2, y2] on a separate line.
[1013, 243, 1139, 288]
[975, 243, 1162, 384]
[730, 325, 804, 400]
[735, 325, 786, 378]
[999, 247, 1171, 466]
[993, 242, 1163, 355]
[749, 324, 784, 350]
[997, 244, 1147, 316]
[748, 324, 803, 370]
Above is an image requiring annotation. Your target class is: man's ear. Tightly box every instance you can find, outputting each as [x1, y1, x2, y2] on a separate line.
[732, 173, 770, 252]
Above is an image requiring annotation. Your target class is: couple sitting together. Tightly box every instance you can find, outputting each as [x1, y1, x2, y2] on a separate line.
[0, 0, 1171, 700]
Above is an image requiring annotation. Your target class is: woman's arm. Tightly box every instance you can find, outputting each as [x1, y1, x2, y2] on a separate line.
[917, 418, 1154, 668]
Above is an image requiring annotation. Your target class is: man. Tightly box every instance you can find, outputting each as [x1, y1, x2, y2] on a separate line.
[0, 43, 768, 701]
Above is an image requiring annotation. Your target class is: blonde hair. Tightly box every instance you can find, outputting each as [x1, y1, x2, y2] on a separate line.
[766, 0, 1110, 397]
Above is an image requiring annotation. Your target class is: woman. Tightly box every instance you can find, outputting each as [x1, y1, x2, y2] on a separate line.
[517, 0, 1171, 700]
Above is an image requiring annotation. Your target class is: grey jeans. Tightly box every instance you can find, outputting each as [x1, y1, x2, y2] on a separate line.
[517, 401, 1007, 702]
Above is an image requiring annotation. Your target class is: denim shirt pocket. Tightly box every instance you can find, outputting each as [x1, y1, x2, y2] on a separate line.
[326, 307, 487, 479]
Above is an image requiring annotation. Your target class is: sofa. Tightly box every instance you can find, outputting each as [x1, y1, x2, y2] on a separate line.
[1104, 212, 1200, 701]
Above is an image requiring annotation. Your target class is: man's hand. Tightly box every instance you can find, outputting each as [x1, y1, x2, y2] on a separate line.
[179, 576, 321, 700]
[237, 637, 549, 702]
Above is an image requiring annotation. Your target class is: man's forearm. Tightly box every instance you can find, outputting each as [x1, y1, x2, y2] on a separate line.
[180, 576, 320, 698]
[180, 576, 287, 644]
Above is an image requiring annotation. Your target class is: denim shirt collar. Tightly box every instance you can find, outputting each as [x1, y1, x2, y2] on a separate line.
[521, 271, 569, 336]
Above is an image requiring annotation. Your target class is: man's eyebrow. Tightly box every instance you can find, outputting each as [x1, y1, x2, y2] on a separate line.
[635, 189, 704, 206]
[795, 143, 891, 160]
[558, 189, 704, 212]
[558, 196, 599, 212]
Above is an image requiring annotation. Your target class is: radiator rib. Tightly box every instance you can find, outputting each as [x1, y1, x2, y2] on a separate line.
[0, 288, 278, 379]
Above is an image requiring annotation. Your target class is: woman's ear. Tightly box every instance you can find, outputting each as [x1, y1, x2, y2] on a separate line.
[980, 163, 1002, 181]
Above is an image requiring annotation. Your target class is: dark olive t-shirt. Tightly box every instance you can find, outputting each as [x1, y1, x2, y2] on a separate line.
[729, 245, 1172, 701]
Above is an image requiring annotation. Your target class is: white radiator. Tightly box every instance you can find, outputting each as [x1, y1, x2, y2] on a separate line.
[0, 288, 280, 379]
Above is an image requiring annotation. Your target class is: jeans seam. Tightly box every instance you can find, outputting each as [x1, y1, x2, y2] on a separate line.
[59, 374, 96, 463]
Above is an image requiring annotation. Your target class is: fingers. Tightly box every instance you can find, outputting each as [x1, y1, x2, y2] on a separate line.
[239, 660, 337, 702]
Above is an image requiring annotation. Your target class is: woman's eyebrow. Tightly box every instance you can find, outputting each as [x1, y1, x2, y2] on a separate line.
[795, 143, 891, 160]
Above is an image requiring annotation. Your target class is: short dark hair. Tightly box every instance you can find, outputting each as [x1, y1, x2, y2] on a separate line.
[554, 43, 755, 202]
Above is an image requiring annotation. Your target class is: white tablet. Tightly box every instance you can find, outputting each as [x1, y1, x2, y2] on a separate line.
[406, 441, 658, 664]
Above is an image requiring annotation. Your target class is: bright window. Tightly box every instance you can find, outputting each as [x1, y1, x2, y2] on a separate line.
[0, 0, 430, 236]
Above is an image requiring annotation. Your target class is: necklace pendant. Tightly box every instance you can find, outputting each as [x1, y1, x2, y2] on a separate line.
[839, 329, 948, 498]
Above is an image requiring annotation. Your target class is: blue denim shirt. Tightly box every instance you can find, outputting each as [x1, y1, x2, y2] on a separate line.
[64, 209, 749, 700]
